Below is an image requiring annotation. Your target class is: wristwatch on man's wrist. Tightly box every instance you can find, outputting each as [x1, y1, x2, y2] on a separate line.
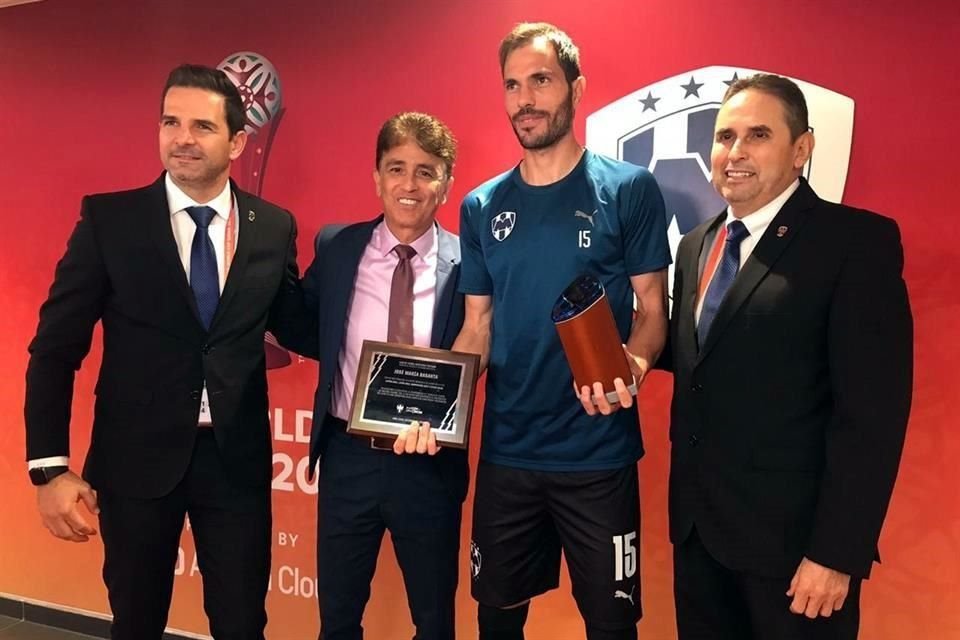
[29, 465, 69, 486]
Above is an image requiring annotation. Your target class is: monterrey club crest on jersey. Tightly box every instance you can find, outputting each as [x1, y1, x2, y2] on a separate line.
[491, 211, 517, 242]
[586, 66, 854, 300]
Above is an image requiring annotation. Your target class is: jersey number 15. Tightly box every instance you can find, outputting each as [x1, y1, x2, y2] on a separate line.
[613, 531, 637, 580]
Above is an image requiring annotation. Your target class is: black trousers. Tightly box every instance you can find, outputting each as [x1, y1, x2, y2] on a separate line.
[674, 529, 861, 640]
[316, 416, 462, 640]
[97, 429, 271, 640]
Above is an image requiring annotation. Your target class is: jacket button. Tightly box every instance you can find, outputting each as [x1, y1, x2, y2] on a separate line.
[201, 344, 211, 355]
[688, 434, 699, 447]
[691, 384, 703, 392]
[190, 390, 201, 400]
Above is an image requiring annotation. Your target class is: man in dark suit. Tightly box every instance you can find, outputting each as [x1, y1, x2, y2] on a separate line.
[663, 74, 912, 639]
[299, 112, 467, 640]
[24, 64, 304, 640]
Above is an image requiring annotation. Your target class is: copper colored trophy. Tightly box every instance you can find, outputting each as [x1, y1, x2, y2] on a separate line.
[552, 274, 637, 405]
[218, 52, 291, 369]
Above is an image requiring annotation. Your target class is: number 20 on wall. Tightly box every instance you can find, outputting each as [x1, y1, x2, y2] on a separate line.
[273, 452, 318, 494]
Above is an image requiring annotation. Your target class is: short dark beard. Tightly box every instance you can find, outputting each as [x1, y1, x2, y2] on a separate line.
[511, 87, 574, 151]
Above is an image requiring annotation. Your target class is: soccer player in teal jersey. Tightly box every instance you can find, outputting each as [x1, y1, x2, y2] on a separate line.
[453, 22, 670, 640]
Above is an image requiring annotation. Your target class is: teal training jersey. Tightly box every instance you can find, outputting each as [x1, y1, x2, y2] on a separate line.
[459, 150, 670, 471]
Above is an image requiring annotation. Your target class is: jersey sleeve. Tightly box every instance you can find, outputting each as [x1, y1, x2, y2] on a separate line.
[620, 168, 672, 275]
[458, 194, 493, 295]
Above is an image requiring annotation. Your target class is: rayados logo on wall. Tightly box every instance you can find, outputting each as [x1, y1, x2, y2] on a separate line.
[586, 66, 854, 291]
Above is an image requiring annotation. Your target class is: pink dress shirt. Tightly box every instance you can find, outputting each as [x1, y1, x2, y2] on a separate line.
[330, 222, 439, 420]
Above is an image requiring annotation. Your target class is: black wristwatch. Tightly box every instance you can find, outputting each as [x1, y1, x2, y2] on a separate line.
[29, 465, 69, 486]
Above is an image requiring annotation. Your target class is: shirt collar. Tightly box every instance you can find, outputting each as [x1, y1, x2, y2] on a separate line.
[165, 173, 232, 221]
[724, 178, 800, 237]
[372, 219, 438, 259]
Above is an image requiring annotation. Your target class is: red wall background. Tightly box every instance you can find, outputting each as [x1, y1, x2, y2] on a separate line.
[0, 0, 957, 638]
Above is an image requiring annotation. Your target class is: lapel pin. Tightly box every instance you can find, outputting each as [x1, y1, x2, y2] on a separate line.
[776, 225, 788, 237]
[248, 210, 256, 222]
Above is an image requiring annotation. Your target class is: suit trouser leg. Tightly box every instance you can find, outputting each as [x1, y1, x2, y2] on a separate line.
[384, 454, 462, 640]
[674, 528, 754, 640]
[317, 432, 386, 640]
[98, 479, 188, 639]
[738, 569, 861, 640]
[674, 528, 862, 640]
[188, 429, 271, 640]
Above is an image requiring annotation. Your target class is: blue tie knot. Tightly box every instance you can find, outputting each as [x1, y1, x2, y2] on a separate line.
[186, 206, 217, 230]
[726, 219, 750, 245]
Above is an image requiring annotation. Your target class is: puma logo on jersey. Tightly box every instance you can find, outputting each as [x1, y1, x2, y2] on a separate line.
[574, 209, 596, 226]
[613, 585, 635, 605]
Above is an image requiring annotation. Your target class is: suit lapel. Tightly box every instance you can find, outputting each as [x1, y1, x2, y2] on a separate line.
[339, 221, 377, 304]
[145, 175, 204, 325]
[327, 219, 379, 359]
[697, 180, 819, 362]
[211, 184, 256, 331]
[431, 225, 460, 348]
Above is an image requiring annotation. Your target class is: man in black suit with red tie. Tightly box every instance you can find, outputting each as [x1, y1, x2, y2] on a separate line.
[24, 64, 304, 640]
[662, 74, 912, 639]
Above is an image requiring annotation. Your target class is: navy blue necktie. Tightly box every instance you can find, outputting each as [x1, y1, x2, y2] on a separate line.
[698, 220, 750, 349]
[185, 206, 220, 330]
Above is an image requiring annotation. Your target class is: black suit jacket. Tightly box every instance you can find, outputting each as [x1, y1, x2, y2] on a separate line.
[25, 174, 303, 498]
[299, 216, 468, 500]
[666, 179, 912, 579]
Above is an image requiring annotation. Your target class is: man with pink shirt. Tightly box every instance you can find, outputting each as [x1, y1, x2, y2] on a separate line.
[299, 112, 466, 640]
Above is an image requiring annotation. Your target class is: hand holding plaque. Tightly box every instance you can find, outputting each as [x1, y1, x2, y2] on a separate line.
[393, 421, 442, 456]
[347, 340, 479, 448]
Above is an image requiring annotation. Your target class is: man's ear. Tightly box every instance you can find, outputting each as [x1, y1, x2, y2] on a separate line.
[793, 130, 815, 170]
[571, 75, 586, 110]
[229, 130, 248, 161]
[439, 176, 454, 205]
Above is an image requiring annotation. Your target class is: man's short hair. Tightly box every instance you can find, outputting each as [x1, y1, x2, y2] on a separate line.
[723, 73, 810, 141]
[161, 64, 247, 138]
[499, 22, 581, 84]
[375, 112, 457, 179]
